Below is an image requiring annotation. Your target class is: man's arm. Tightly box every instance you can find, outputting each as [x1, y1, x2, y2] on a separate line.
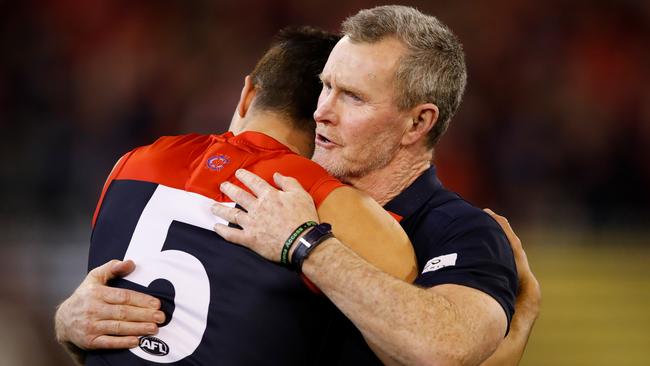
[213, 170, 508, 366]
[316, 185, 419, 364]
[479, 209, 541, 366]
[54, 260, 165, 365]
[316, 185, 417, 281]
[301, 238, 506, 366]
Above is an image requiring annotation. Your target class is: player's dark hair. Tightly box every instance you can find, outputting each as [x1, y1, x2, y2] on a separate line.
[250, 26, 340, 134]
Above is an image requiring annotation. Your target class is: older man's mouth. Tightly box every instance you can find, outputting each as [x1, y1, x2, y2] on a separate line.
[316, 133, 339, 148]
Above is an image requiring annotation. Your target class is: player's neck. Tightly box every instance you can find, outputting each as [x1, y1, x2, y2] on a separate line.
[346, 147, 432, 206]
[238, 113, 314, 158]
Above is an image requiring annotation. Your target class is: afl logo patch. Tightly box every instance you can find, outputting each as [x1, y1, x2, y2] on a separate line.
[139, 336, 169, 356]
[207, 154, 230, 171]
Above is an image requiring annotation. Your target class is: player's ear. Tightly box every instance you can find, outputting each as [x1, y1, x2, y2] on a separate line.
[401, 103, 438, 146]
[237, 75, 257, 118]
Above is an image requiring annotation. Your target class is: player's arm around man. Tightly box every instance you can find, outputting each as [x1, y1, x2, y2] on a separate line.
[212, 169, 537, 366]
[54, 260, 164, 365]
[479, 210, 541, 366]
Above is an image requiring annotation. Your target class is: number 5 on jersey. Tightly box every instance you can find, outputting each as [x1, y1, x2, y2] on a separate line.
[124, 185, 232, 363]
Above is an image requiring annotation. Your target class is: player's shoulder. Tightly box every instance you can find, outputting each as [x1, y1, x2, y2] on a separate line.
[125, 133, 211, 165]
[111, 133, 215, 183]
[255, 152, 335, 185]
[136, 133, 211, 155]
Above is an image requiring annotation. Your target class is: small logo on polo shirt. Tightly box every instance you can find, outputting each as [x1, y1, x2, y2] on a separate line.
[422, 253, 458, 274]
[207, 154, 230, 171]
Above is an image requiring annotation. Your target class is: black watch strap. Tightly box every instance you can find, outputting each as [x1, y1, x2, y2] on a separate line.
[291, 223, 333, 272]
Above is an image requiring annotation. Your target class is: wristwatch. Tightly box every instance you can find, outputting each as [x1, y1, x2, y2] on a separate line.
[291, 222, 333, 272]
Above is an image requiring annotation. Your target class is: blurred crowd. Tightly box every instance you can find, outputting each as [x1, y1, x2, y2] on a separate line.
[2, 0, 649, 233]
[436, 0, 650, 230]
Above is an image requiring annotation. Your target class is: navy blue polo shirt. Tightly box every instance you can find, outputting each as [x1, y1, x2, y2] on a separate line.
[321, 166, 518, 365]
[384, 165, 518, 323]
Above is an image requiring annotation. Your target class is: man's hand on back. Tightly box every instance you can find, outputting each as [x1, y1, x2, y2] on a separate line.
[212, 169, 320, 262]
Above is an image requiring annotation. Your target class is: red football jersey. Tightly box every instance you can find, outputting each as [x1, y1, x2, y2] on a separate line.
[93, 131, 345, 227]
[86, 131, 347, 365]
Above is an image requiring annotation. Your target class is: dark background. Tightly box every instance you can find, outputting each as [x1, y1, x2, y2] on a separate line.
[1, 1, 648, 365]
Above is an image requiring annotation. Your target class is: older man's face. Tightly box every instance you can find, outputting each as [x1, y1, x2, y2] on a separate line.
[312, 36, 411, 181]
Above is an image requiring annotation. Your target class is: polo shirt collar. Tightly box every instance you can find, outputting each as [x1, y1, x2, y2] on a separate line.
[384, 165, 442, 220]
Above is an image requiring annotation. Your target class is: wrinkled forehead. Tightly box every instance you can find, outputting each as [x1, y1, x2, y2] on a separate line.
[322, 36, 406, 91]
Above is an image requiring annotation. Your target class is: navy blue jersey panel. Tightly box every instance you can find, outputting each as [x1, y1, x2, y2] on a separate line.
[88, 180, 157, 271]
[313, 310, 382, 366]
[87, 180, 334, 365]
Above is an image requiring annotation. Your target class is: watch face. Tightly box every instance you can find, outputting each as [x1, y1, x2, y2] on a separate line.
[319, 223, 332, 233]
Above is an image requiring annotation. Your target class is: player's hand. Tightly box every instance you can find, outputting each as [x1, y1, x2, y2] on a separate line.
[55, 259, 165, 351]
[480, 209, 541, 366]
[212, 169, 319, 262]
[484, 209, 541, 323]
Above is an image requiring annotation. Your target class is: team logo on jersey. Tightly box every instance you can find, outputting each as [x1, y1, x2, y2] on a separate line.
[139, 336, 170, 356]
[206, 154, 231, 171]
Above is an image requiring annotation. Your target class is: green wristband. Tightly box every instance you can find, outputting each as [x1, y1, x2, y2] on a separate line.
[281, 221, 318, 265]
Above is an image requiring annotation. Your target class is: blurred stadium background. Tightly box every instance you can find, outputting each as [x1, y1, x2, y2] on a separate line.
[1, 0, 648, 365]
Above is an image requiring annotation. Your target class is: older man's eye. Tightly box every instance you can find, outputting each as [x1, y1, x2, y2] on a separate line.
[345, 91, 362, 102]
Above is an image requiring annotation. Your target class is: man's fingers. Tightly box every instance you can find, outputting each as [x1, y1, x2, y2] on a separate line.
[102, 303, 165, 324]
[484, 208, 507, 224]
[211, 203, 247, 225]
[88, 260, 125, 284]
[89, 335, 140, 350]
[273, 173, 306, 193]
[96, 320, 159, 336]
[483, 210, 542, 317]
[101, 287, 161, 310]
[484, 208, 522, 250]
[220, 181, 257, 209]
[235, 169, 273, 197]
[110, 259, 136, 277]
[214, 223, 247, 245]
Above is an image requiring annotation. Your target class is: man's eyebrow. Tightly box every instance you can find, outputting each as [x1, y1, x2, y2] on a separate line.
[340, 84, 368, 100]
[318, 72, 367, 99]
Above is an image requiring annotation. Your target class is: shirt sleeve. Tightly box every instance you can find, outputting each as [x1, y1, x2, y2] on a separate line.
[308, 176, 346, 208]
[91, 150, 136, 228]
[270, 154, 346, 209]
[413, 211, 518, 331]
